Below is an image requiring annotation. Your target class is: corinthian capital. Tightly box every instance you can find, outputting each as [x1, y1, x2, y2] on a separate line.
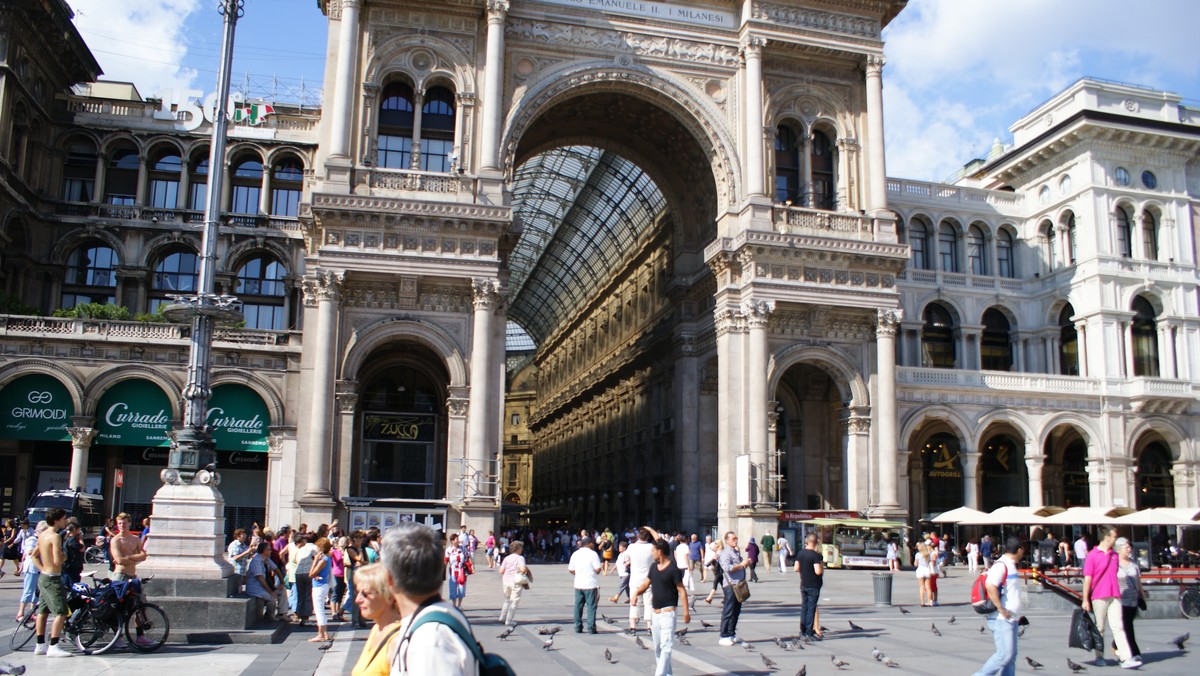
[303, 269, 346, 305]
[742, 299, 775, 328]
[875, 308, 903, 337]
[68, 427, 98, 447]
[714, 307, 747, 336]
[741, 35, 766, 58]
[472, 278, 501, 310]
[487, 0, 510, 21]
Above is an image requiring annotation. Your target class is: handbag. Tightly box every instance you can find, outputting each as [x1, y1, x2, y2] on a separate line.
[514, 572, 530, 589]
[1136, 594, 1147, 612]
[455, 569, 467, 585]
[732, 580, 751, 603]
[1068, 607, 1102, 652]
[465, 558, 474, 575]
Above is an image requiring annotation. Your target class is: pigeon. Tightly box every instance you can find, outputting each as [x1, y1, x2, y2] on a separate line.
[898, 605, 911, 614]
[1066, 657, 1087, 672]
[762, 653, 779, 669]
[701, 620, 714, 629]
[1026, 656, 1044, 670]
[317, 641, 334, 651]
[884, 657, 900, 668]
[796, 667, 807, 676]
[948, 615, 957, 624]
[497, 626, 514, 640]
[872, 646, 884, 662]
[675, 627, 688, 638]
[848, 620, 864, 632]
[1171, 632, 1190, 650]
[979, 624, 987, 634]
[787, 638, 805, 650]
[0, 664, 27, 676]
[604, 616, 618, 625]
[635, 636, 648, 650]
[820, 626, 830, 634]
[774, 636, 784, 648]
[743, 642, 756, 652]
[831, 655, 850, 669]
[542, 635, 555, 651]
[538, 626, 561, 636]
[604, 648, 615, 664]
[931, 622, 942, 636]
[677, 636, 691, 646]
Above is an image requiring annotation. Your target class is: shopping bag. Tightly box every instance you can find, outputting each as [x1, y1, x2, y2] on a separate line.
[1068, 607, 1102, 651]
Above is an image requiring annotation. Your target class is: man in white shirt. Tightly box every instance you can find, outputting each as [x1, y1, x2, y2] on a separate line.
[568, 537, 603, 634]
[972, 535, 1024, 676]
[673, 534, 694, 592]
[1073, 534, 1089, 567]
[385, 523, 478, 676]
[626, 527, 657, 631]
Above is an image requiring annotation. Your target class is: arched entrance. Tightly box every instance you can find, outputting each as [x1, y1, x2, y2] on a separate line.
[1043, 425, 1091, 508]
[1135, 439, 1175, 509]
[978, 430, 1028, 511]
[909, 430, 965, 521]
[774, 363, 849, 510]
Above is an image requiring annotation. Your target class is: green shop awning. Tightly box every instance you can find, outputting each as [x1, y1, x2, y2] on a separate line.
[95, 379, 172, 447]
[207, 384, 270, 452]
[0, 373, 74, 441]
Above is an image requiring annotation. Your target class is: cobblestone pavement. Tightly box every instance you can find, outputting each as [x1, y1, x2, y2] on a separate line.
[2, 561, 1196, 674]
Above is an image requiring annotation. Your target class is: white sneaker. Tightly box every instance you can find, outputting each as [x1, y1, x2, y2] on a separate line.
[718, 637, 734, 646]
[46, 644, 74, 658]
[1120, 659, 1141, 669]
[34, 643, 48, 655]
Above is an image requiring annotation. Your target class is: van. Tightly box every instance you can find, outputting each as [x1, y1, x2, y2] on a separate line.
[24, 490, 105, 534]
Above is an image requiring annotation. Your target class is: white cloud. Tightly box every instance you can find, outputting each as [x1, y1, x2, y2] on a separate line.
[68, 0, 203, 97]
[881, 0, 1200, 180]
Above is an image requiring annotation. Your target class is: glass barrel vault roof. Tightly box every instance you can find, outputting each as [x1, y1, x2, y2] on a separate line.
[508, 146, 666, 347]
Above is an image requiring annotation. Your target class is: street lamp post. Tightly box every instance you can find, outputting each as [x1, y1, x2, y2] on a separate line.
[148, 0, 244, 586]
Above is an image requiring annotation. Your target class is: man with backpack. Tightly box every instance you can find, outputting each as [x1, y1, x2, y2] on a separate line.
[972, 535, 1023, 676]
[385, 522, 513, 675]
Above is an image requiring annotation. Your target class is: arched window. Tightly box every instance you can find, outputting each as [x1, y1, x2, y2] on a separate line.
[980, 433, 1028, 511]
[1043, 220, 1057, 269]
[1061, 439, 1089, 507]
[967, 224, 988, 275]
[774, 125, 802, 204]
[1141, 210, 1158, 260]
[922, 303, 956, 369]
[420, 86, 456, 173]
[909, 219, 930, 269]
[188, 153, 208, 211]
[810, 129, 835, 210]
[378, 81, 415, 170]
[235, 254, 287, 330]
[230, 156, 263, 214]
[270, 158, 303, 217]
[920, 433, 964, 517]
[996, 229, 1015, 278]
[1114, 206, 1132, 257]
[980, 308, 1013, 371]
[62, 141, 96, 202]
[150, 249, 199, 312]
[1065, 212, 1078, 264]
[62, 243, 118, 308]
[105, 147, 139, 205]
[1131, 296, 1158, 377]
[1059, 303, 1079, 376]
[148, 150, 182, 209]
[1135, 442, 1174, 509]
[938, 221, 959, 272]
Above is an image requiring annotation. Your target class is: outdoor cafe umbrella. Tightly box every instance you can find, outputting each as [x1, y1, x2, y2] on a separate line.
[929, 506, 989, 524]
[1042, 506, 1135, 525]
[1115, 507, 1200, 526]
[957, 505, 1064, 526]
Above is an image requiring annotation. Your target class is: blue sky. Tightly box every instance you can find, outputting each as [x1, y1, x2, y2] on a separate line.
[68, 0, 1200, 182]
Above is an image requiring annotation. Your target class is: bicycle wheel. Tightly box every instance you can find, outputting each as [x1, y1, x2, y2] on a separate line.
[1181, 587, 1200, 620]
[84, 546, 106, 565]
[125, 602, 169, 652]
[10, 608, 37, 650]
[71, 606, 122, 655]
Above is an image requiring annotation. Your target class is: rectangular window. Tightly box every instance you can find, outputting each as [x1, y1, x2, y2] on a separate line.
[106, 193, 135, 206]
[243, 303, 286, 330]
[271, 188, 300, 217]
[997, 243, 1014, 278]
[911, 235, 928, 269]
[149, 180, 179, 209]
[189, 182, 207, 211]
[231, 185, 260, 214]
[511, 413, 520, 426]
[62, 177, 94, 202]
[378, 135, 412, 170]
[968, 240, 985, 275]
[421, 138, 453, 173]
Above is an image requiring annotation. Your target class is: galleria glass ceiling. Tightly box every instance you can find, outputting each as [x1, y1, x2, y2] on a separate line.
[506, 146, 667, 349]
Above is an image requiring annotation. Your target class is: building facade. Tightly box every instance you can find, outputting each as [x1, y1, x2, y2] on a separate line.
[0, 0, 1196, 538]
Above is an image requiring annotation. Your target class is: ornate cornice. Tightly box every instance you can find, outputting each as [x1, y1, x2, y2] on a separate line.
[751, 2, 881, 39]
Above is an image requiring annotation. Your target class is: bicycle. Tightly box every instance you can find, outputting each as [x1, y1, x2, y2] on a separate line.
[1181, 580, 1200, 620]
[67, 576, 170, 654]
[11, 571, 97, 651]
[83, 545, 110, 565]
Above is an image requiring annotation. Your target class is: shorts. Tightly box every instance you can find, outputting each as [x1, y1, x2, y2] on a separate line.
[38, 572, 68, 616]
[113, 571, 147, 604]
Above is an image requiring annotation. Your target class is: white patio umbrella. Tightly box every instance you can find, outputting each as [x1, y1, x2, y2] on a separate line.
[958, 505, 1064, 526]
[1115, 507, 1200, 526]
[1042, 506, 1135, 525]
[929, 506, 989, 524]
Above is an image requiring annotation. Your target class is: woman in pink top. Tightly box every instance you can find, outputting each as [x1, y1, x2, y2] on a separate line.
[330, 537, 347, 621]
[497, 541, 531, 626]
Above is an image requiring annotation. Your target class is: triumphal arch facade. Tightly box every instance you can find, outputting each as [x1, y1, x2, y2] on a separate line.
[293, 0, 909, 536]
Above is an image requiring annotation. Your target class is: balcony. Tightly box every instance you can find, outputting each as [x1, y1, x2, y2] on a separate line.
[886, 177, 1025, 211]
[770, 204, 874, 240]
[0, 315, 300, 349]
[51, 202, 301, 234]
[368, 168, 472, 195]
[898, 366, 1197, 404]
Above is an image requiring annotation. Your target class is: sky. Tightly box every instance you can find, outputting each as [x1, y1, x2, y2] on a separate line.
[67, 0, 1200, 182]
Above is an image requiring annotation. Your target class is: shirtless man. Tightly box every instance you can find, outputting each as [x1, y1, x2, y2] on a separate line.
[110, 512, 148, 580]
[33, 508, 72, 657]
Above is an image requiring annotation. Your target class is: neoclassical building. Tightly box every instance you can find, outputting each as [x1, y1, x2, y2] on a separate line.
[0, 0, 1196, 538]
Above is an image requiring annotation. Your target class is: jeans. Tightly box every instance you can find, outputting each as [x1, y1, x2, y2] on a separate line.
[973, 615, 1018, 676]
[573, 587, 598, 632]
[800, 586, 820, 637]
[651, 609, 677, 676]
[720, 585, 741, 639]
[20, 569, 39, 603]
[287, 579, 297, 613]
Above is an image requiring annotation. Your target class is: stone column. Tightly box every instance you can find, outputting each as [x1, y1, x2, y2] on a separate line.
[177, 164, 191, 209]
[1123, 321, 1135, 377]
[328, 0, 362, 160]
[301, 269, 344, 504]
[741, 36, 766, 197]
[864, 54, 887, 212]
[479, 1, 509, 171]
[67, 427, 98, 492]
[135, 156, 148, 205]
[1076, 322, 1089, 377]
[961, 449, 980, 510]
[409, 90, 425, 170]
[334, 388, 358, 500]
[467, 279, 499, 498]
[1025, 444, 1045, 509]
[874, 309, 903, 514]
[259, 162, 272, 215]
[1157, 325, 1172, 378]
[842, 413, 871, 512]
[92, 153, 106, 203]
[743, 299, 774, 506]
